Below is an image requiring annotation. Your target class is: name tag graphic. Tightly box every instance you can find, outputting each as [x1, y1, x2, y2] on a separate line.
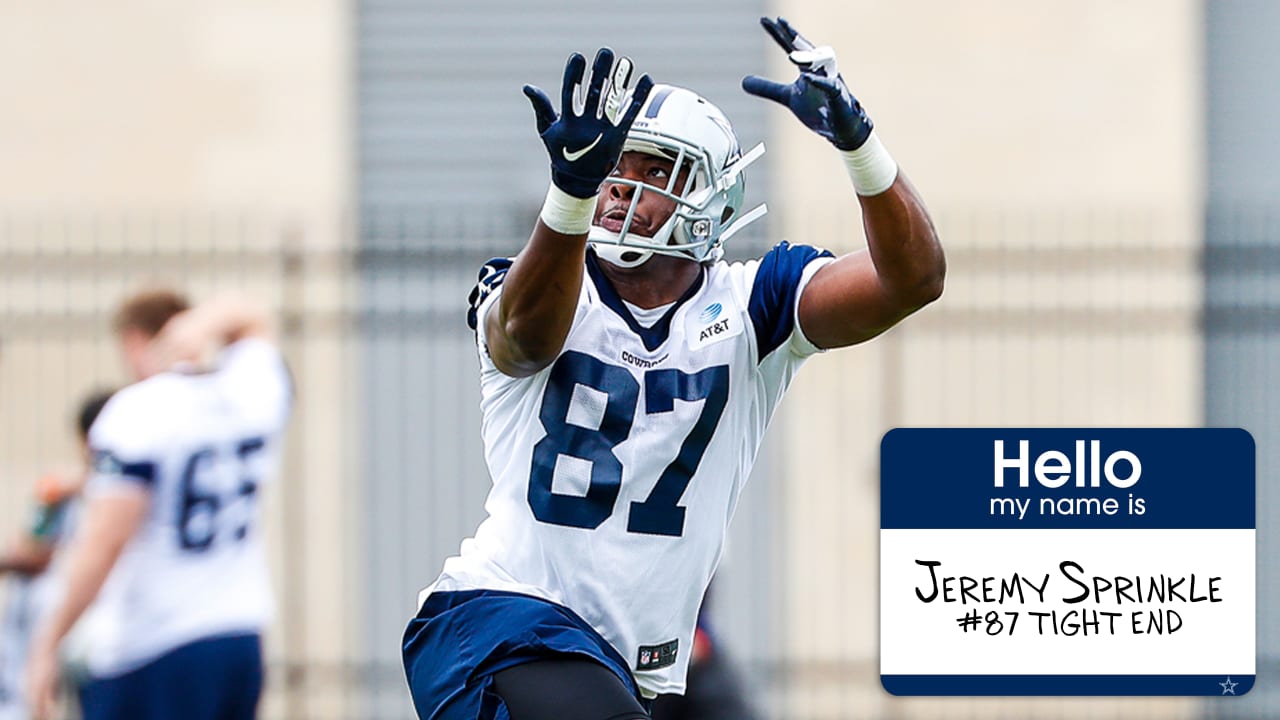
[880, 428, 1255, 696]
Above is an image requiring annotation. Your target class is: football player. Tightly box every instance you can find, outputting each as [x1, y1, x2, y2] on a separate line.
[404, 17, 944, 720]
[26, 290, 292, 720]
[0, 389, 113, 720]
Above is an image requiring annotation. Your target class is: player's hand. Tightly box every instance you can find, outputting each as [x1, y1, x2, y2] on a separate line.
[742, 17, 873, 151]
[26, 642, 60, 720]
[35, 469, 82, 505]
[150, 309, 211, 371]
[523, 48, 653, 199]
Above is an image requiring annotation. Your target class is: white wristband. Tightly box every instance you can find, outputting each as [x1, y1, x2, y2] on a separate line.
[839, 131, 899, 196]
[539, 185, 598, 236]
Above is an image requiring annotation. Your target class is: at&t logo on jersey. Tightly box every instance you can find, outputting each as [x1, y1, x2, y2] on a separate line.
[688, 300, 742, 351]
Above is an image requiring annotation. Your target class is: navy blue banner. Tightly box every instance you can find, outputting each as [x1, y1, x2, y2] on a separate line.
[881, 674, 1254, 696]
[881, 429, 1254, 529]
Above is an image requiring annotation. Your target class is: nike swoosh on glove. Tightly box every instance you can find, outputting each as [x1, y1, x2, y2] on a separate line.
[524, 48, 654, 198]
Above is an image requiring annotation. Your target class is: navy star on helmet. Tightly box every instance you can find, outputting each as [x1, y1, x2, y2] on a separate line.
[590, 85, 767, 267]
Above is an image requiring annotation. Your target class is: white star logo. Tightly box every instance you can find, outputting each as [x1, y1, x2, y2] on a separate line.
[1220, 676, 1238, 695]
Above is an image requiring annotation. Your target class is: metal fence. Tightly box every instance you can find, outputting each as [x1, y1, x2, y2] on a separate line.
[0, 206, 1273, 719]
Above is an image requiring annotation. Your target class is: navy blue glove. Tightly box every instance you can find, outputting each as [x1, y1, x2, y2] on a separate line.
[742, 17, 873, 151]
[524, 48, 653, 199]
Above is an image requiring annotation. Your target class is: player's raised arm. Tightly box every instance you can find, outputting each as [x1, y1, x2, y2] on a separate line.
[149, 294, 275, 370]
[485, 49, 652, 377]
[744, 17, 945, 349]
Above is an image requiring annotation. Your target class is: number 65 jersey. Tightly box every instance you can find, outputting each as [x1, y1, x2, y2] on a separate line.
[84, 338, 292, 678]
[427, 242, 835, 697]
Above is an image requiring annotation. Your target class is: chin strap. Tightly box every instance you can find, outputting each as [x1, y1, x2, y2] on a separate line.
[589, 222, 695, 267]
[591, 241, 654, 268]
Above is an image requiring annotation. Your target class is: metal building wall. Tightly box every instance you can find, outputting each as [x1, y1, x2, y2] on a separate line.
[1203, 1, 1280, 717]
[359, 0, 772, 215]
[356, 2, 773, 716]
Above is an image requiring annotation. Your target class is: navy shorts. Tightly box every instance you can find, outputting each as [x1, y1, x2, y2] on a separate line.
[79, 633, 263, 720]
[402, 590, 643, 720]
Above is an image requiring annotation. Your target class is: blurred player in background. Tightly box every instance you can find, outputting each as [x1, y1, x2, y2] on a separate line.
[0, 389, 112, 720]
[404, 16, 943, 720]
[26, 290, 293, 720]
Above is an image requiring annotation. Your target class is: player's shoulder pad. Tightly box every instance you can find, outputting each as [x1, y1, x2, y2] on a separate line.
[219, 337, 295, 409]
[747, 241, 834, 362]
[467, 257, 514, 331]
[88, 376, 173, 456]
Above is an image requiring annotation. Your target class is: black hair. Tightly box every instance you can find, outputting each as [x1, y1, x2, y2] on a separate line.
[77, 388, 116, 440]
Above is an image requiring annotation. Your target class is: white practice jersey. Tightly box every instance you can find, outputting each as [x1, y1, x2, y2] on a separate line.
[426, 243, 835, 696]
[85, 338, 291, 678]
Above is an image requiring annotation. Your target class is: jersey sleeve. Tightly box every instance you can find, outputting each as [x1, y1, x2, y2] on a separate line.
[468, 257, 515, 369]
[86, 391, 163, 497]
[467, 258, 514, 334]
[747, 241, 836, 363]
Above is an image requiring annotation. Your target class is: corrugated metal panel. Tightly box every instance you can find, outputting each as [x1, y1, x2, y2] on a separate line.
[1205, 2, 1280, 206]
[358, 0, 772, 217]
[1204, 2, 1280, 718]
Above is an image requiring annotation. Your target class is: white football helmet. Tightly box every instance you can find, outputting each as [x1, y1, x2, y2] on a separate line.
[590, 85, 767, 267]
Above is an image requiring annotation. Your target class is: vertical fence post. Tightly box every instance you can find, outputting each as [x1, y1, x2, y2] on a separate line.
[278, 224, 308, 720]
